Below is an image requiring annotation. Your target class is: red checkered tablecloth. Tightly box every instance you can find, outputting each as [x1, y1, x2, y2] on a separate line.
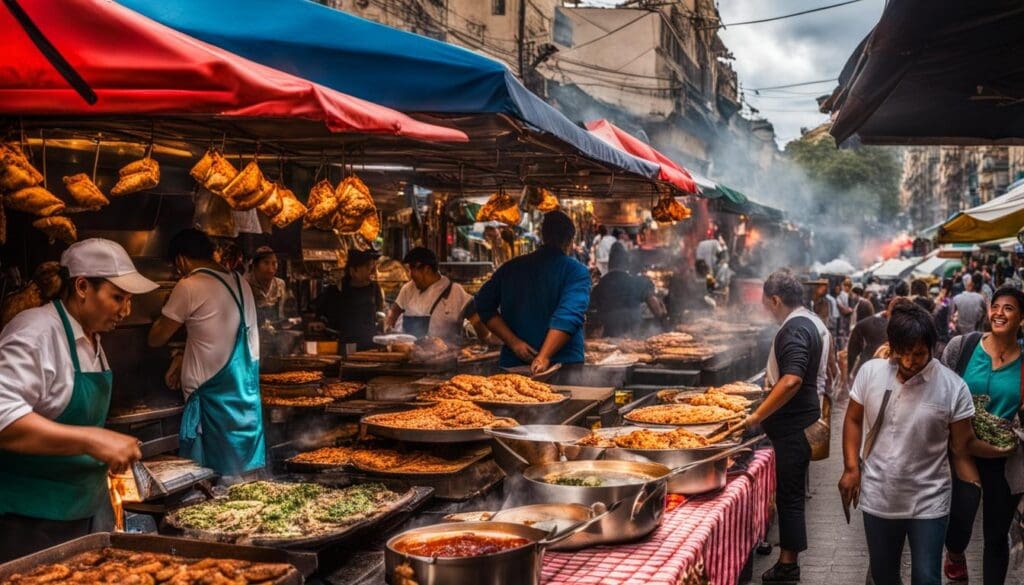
[542, 448, 776, 585]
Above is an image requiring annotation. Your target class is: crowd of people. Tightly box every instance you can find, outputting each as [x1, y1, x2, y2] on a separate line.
[749, 262, 1024, 585]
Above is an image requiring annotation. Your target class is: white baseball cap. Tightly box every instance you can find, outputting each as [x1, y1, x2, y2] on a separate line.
[60, 238, 159, 294]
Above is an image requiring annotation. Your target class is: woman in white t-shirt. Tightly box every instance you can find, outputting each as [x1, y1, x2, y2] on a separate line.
[840, 301, 1003, 585]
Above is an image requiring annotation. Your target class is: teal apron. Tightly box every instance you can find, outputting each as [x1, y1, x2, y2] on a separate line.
[0, 300, 112, 520]
[178, 269, 266, 475]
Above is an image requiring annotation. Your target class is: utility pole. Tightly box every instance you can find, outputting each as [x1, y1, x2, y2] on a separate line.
[517, 0, 526, 78]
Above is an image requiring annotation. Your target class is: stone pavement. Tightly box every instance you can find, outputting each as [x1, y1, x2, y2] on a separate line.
[749, 395, 1024, 584]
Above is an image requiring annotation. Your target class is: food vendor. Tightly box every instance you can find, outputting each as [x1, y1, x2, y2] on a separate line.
[314, 248, 384, 351]
[475, 210, 590, 374]
[384, 247, 491, 342]
[149, 229, 265, 476]
[591, 242, 666, 337]
[246, 246, 290, 324]
[0, 239, 156, 562]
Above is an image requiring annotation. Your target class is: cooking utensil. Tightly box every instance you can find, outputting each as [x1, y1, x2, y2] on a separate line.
[385, 508, 612, 585]
[486, 425, 593, 473]
[490, 503, 596, 551]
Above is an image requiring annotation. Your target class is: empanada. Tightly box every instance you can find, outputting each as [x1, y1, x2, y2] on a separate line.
[358, 212, 380, 242]
[271, 188, 307, 229]
[62, 173, 109, 209]
[305, 179, 340, 223]
[5, 186, 65, 216]
[222, 161, 262, 201]
[257, 182, 286, 217]
[33, 215, 77, 244]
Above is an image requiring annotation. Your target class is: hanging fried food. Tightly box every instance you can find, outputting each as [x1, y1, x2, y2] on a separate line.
[332, 210, 365, 233]
[0, 145, 43, 192]
[358, 211, 380, 242]
[4, 186, 65, 216]
[305, 179, 341, 224]
[1, 282, 42, 327]
[0, 202, 5, 245]
[257, 181, 285, 217]
[111, 157, 160, 196]
[222, 161, 263, 202]
[335, 175, 375, 218]
[195, 150, 238, 194]
[229, 175, 273, 211]
[525, 186, 559, 212]
[652, 195, 691, 222]
[271, 187, 307, 229]
[33, 261, 62, 299]
[33, 216, 77, 244]
[62, 173, 109, 210]
[476, 191, 521, 225]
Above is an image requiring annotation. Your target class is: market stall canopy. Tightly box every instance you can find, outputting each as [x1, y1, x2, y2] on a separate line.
[871, 257, 920, 281]
[824, 0, 1024, 145]
[585, 120, 696, 194]
[913, 255, 961, 278]
[937, 183, 1024, 243]
[115, 0, 663, 195]
[0, 0, 466, 143]
[703, 184, 784, 220]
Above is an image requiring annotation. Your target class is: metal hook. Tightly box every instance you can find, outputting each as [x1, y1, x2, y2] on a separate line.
[91, 138, 101, 183]
[39, 130, 47, 190]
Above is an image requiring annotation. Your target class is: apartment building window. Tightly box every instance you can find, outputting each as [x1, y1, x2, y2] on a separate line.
[492, 0, 505, 16]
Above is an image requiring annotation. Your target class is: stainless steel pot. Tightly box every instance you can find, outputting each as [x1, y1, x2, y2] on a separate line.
[490, 504, 595, 551]
[385, 512, 611, 585]
[486, 425, 592, 474]
[521, 460, 669, 545]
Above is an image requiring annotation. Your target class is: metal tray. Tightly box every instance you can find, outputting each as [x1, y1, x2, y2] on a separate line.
[351, 458, 505, 501]
[622, 405, 742, 428]
[351, 446, 492, 477]
[361, 419, 516, 443]
[163, 478, 422, 549]
[619, 392, 742, 431]
[0, 533, 314, 582]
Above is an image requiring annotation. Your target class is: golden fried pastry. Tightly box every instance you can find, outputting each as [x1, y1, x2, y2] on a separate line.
[62, 173, 109, 209]
[305, 179, 340, 224]
[33, 215, 77, 244]
[1, 282, 42, 327]
[358, 211, 380, 242]
[365, 400, 517, 430]
[476, 191, 520, 225]
[256, 181, 285, 217]
[111, 157, 159, 196]
[271, 187, 307, 228]
[335, 175, 375, 218]
[199, 151, 239, 193]
[5, 185, 65, 216]
[624, 403, 737, 426]
[331, 209, 366, 233]
[222, 161, 263, 201]
[652, 195, 691, 222]
[0, 144, 43, 191]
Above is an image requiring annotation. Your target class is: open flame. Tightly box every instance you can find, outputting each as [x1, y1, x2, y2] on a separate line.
[108, 475, 126, 532]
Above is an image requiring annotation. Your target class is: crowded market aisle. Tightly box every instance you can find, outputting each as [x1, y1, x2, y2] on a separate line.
[752, 394, 1024, 584]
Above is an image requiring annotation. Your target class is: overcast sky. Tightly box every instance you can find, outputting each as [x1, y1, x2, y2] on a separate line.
[580, 0, 885, 146]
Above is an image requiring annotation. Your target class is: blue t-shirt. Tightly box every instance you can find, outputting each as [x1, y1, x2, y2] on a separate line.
[962, 343, 1022, 420]
[474, 246, 591, 367]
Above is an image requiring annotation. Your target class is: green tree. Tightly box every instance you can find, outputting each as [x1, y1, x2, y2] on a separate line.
[784, 133, 901, 224]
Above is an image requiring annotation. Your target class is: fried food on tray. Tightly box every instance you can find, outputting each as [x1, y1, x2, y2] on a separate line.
[0, 547, 293, 585]
[657, 346, 717, 359]
[683, 388, 751, 412]
[289, 445, 359, 467]
[169, 480, 403, 539]
[716, 382, 763, 394]
[62, 173, 108, 209]
[351, 446, 484, 474]
[645, 331, 695, 352]
[322, 381, 365, 400]
[260, 370, 324, 385]
[578, 427, 709, 450]
[365, 400, 517, 430]
[418, 374, 562, 404]
[261, 395, 333, 407]
[625, 403, 737, 425]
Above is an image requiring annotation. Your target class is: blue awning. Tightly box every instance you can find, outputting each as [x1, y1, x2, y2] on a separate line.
[117, 0, 659, 181]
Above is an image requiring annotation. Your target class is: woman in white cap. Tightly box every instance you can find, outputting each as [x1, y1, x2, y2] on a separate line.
[0, 238, 157, 562]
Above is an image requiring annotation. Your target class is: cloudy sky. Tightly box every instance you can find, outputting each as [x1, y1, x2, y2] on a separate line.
[582, 0, 885, 146]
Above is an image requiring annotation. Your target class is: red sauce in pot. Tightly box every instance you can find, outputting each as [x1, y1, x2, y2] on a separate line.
[397, 533, 531, 558]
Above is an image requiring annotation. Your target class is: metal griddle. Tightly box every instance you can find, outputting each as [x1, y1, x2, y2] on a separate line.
[0, 533, 316, 583]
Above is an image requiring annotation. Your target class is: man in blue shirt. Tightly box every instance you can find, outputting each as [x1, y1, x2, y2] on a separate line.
[475, 210, 591, 374]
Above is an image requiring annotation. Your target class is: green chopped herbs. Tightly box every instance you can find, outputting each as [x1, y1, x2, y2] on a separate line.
[174, 481, 400, 537]
[549, 475, 603, 487]
[973, 396, 1017, 450]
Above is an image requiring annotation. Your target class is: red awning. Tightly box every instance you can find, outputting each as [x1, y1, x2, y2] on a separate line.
[585, 119, 697, 194]
[0, 0, 466, 143]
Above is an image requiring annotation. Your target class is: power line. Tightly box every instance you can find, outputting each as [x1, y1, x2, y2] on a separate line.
[747, 78, 838, 91]
[709, 0, 864, 29]
[563, 12, 650, 52]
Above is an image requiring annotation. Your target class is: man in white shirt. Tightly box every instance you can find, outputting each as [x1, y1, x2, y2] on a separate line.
[0, 238, 157, 561]
[840, 300, 1000, 585]
[149, 230, 264, 476]
[384, 247, 490, 342]
[592, 226, 617, 276]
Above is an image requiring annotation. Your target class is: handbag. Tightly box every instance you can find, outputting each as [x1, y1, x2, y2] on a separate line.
[804, 394, 832, 461]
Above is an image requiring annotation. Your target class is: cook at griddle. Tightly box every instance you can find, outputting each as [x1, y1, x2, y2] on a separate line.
[314, 247, 384, 350]
[0, 239, 157, 562]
